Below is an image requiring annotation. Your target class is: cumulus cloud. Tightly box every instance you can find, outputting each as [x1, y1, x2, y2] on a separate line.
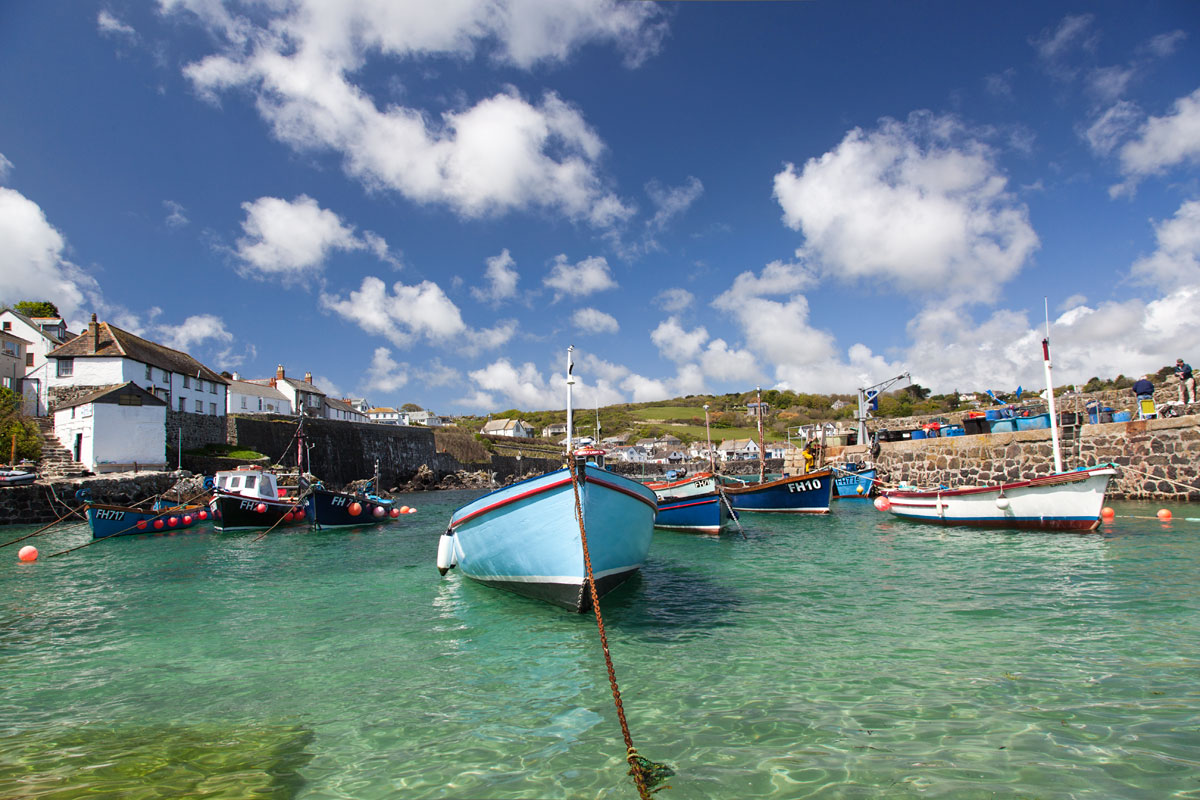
[1130, 199, 1200, 290]
[1111, 88, 1200, 196]
[0, 186, 98, 325]
[320, 275, 515, 355]
[543, 254, 617, 298]
[773, 112, 1039, 303]
[156, 313, 233, 351]
[172, 1, 659, 228]
[471, 248, 520, 303]
[1084, 100, 1143, 157]
[650, 317, 707, 363]
[97, 10, 137, 40]
[363, 346, 408, 393]
[234, 195, 395, 278]
[571, 307, 619, 334]
[645, 176, 703, 230]
[654, 287, 694, 313]
[0, 153, 12, 181]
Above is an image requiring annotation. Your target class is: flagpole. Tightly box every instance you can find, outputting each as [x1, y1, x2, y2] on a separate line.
[1042, 299, 1063, 473]
[565, 346, 575, 457]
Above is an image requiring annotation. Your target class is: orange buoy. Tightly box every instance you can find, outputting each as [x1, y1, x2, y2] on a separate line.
[256, 503, 267, 514]
[873, 496, 891, 511]
[1101, 507, 1115, 520]
[399, 505, 410, 514]
[406, 507, 417, 514]
[1157, 508, 1173, 521]
[348, 502, 362, 516]
[18, 545, 37, 562]
[389, 507, 401, 518]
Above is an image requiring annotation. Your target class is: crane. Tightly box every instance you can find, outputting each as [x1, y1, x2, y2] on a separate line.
[856, 372, 911, 445]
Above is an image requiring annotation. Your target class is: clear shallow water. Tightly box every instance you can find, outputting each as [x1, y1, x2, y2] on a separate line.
[1, 493, 1198, 799]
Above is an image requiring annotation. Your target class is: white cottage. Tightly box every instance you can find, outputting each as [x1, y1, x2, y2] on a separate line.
[53, 382, 167, 473]
[0, 307, 72, 415]
[226, 374, 294, 416]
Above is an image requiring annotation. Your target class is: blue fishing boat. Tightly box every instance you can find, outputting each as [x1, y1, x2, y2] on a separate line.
[833, 463, 877, 498]
[86, 501, 210, 539]
[653, 492, 729, 533]
[306, 485, 406, 528]
[438, 348, 658, 612]
[721, 468, 834, 513]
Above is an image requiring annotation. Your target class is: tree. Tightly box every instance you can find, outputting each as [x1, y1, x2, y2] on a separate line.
[904, 383, 932, 401]
[14, 300, 60, 318]
[0, 387, 40, 463]
[400, 403, 423, 412]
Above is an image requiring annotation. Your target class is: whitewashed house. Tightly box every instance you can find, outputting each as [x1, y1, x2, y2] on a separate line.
[717, 438, 760, 462]
[46, 315, 228, 417]
[543, 422, 568, 438]
[481, 418, 535, 437]
[324, 397, 367, 423]
[613, 445, 648, 463]
[52, 382, 167, 473]
[0, 330, 30, 394]
[0, 307, 73, 415]
[368, 407, 401, 424]
[401, 409, 447, 427]
[688, 441, 717, 462]
[765, 441, 798, 460]
[226, 374, 293, 416]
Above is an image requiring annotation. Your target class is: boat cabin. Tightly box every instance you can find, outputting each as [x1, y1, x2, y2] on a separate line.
[214, 466, 291, 501]
[573, 447, 608, 469]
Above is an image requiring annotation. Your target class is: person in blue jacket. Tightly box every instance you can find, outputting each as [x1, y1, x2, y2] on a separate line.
[1132, 375, 1154, 397]
[1176, 359, 1196, 404]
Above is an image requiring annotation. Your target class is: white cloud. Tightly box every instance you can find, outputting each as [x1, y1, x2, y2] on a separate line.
[174, 1, 659, 228]
[163, 200, 189, 228]
[321, 275, 515, 355]
[1112, 88, 1200, 195]
[1031, 14, 1097, 80]
[97, 10, 137, 40]
[471, 248, 520, 303]
[464, 359, 563, 411]
[773, 112, 1038, 303]
[0, 153, 12, 181]
[234, 195, 394, 278]
[572, 307, 619, 334]
[646, 176, 703, 230]
[415, 358, 460, 388]
[654, 287, 693, 313]
[1084, 100, 1143, 156]
[156, 313, 233, 351]
[650, 317, 707, 362]
[543, 254, 617, 298]
[0, 187, 97, 325]
[1130, 199, 1200, 290]
[363, 346, 408, 393]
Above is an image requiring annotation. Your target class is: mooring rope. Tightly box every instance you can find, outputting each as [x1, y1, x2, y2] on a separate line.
[251, 487, 314, 543]
[44, 485, 86, 520]
[718, 488, 746, 539]
[0, 502, 88, 549]
[567, 457, 672, 798]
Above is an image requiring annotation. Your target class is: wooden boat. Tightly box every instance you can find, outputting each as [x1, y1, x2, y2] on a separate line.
[209, 465, 308, 532]
[878, 466, 1117, 531]
[721, 468, 834, 513]
[645, 471, 716, 499]
[86, 501, 209, 539]
[647, 471, 731, 533]
[306, 485, 405, 528]
[438, 348, 657, 612]
[833, 462, 877, 498]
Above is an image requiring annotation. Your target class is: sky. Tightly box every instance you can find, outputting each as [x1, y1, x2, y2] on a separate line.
[2, 1, 1199, 415]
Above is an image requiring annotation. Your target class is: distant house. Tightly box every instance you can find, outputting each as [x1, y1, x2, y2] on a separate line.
[46, 315, 228, 417]
[324, 397, 367, 423]
[765, 441, 798, 460]
[601, 432, 630, 446]
[368, 407, 401, 424]
[717, 438, 759, 462]
[612, 445, 647, 463]
[344, 397, 372, 415]
[543, 422, 568, 438]
[481, 418, 535, 438]
[831, 399, 849, 411]
[226, 374, 293, 416]
[688, 441, 716, 461]
[401, 409, 447, 427]
[746, 401, 769, 417]
[52, 382, 167, 473]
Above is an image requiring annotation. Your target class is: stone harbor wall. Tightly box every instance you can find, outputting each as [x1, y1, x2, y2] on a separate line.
[0, 472, 186, 526]
[874, 414, 1200, 501]
[165, 410, 227, 455]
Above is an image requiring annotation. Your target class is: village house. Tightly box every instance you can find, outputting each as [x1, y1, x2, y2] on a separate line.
[324, 397, 367, 423]
[542, 422, 568, 438]
[601, 432, 631, 446]
[0, 307, 73, 415]
[480, 418, 535, 437]
[717, 438, 760, 462]
[765, 440, 798, 460]
[611, 445, 648, 463]
[52, 382, 167, 473]
[226, 373, 293, 416]
[400, 409, 447, 427]
[0, 330, 30, 394]
[367, 407, 401, 424]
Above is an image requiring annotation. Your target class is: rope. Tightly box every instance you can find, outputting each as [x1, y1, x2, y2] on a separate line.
[1118, 464, 1200, 495]
[718, 488, 746, 539]
[567, 457, 672, 798]
[0, 502, 88, 548]
[45, 488, 215, 558]
[44, 485, 86, 520]
[251, 487, 314, 542]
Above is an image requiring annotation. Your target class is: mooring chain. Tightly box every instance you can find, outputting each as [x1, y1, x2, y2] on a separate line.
[567, 456, 670, 798]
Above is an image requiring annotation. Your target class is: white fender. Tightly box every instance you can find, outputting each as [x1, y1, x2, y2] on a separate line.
[436, 531, 457, 575]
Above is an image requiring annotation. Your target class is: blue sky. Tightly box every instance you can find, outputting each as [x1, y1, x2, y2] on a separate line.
[2, 1, 1198, 414]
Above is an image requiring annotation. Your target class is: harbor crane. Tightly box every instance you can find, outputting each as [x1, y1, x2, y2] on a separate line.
[855, 372, 911, 445]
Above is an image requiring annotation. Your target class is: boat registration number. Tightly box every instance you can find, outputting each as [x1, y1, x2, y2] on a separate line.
[787, 479, 823, 493]
[93, 509, 125, 521]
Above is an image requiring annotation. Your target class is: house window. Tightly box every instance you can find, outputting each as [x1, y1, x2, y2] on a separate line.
[1, 321, 9, 331]
[57, 358, 73, 377]
[209, 402, 216, 415]
[257, 398, 263, 411]
[195, 399, 203, 413]
[241, 397, 248, 409]
[210, 382, 216, 394]
[179, 396, 186, 412]
[118, 392, 142, 406]
[197, 379, 205, 392]
[26, 353, 33, 367]
[146, 364, 152, 381]
[162, 369, 169, 382]
[2, 341, 16, 357]
[183, 375, 190, 389]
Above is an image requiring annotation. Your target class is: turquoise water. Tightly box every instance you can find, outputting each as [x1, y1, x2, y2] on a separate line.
[2, 493, 1198, 799]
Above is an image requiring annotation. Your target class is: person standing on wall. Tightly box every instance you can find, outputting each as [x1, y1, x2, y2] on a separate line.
[1176, 358, 1196, 405]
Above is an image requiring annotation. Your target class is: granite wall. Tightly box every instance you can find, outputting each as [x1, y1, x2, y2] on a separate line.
[0, 472, 185, 526]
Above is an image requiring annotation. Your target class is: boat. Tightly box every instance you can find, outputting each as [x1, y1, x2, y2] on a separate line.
[306, 484, 405, 528]
[86, 500, 210, 539]
[833, 462, 877, 498]
[209, 465, 308, 532]
[646, 471, 732, 533]
[720, 468, 834, 513]
[437, 348, 658, 612]
[877, 322, 1117, 531]
[0, 468, 36, 486]
[877, 465, 1117, 531]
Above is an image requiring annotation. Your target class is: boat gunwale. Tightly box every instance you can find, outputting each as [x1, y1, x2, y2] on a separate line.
[450, 467, 656, 530]
[882, 466, 1117, 499]
[721, 468, 833, 495]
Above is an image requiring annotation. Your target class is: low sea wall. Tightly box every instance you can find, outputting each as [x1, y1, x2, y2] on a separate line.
[875, 414, 1200, 501]
[0, 472, 185, 526]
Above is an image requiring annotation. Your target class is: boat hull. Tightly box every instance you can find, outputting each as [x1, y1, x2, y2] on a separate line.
[87, 503, 209, 539]
[881, 467, 1117, 531]
[0, 470, 35, 486]
[653, 492, 730, 534]
[834, 468, 877, 498]
[644, 472, 716, 500]
[306, 487, 402, 528]
[210, 491, 307, 532]
[446, 465, 657, 611]
[722, 469, 833, 513]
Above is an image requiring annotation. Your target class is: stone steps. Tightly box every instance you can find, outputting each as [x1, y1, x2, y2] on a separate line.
[34, 417, 91, 480]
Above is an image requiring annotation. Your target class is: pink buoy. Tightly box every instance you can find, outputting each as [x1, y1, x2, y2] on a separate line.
[256, 503, 267, 514]
[348, 502, 362, 517]
[137, 520, 148, 530]
[389, 507, 401, 518]
[873, 496, 891, 512]
[406, 507, 417, 514]
[373, 505, 385, 518]
[18, 545, 38, 562]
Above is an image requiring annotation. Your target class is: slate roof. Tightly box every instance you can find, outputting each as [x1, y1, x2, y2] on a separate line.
[228, 379, 290, 400]
[0, 307, 65, 345]
[55, 381, 166, 410]
[49, 319, 227, 385]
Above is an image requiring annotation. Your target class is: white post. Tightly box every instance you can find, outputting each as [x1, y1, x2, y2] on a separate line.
[565, 346, 575, 456]
[1043, 337, 1064, 473]
[703, 403, 714, 472]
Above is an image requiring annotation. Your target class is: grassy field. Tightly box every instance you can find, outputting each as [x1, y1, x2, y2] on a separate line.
[650, 424, 788, 442]
[627, 406, 708, 421]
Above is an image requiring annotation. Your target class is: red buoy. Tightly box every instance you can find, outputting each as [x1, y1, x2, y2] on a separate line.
[348, 502, 362, 516]
[18, 545, 37, 562]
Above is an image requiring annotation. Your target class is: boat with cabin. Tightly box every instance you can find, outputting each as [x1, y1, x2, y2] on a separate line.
[646, 471, 732, 533]
[209, 465, 308, 532]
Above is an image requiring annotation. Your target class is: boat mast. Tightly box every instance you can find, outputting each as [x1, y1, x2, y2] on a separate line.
[1042, 300, 1064, 473]
[565, 346, 575, 456]
[704, 403, 715, 473]
[755, 386, 765, 484]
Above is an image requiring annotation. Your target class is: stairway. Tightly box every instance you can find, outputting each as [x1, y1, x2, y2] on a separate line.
[33, 417, 90, 480]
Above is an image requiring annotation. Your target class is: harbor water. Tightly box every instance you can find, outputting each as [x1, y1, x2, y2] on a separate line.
[2, 492, 1198, 798]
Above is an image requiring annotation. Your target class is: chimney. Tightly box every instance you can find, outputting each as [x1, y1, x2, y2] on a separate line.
[89, 314, 99, 353]
[269, 378, 276, 388]
[276, 364, 285, 380]
[231, 371, 241, 381]
[304, 372, 312, 384]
